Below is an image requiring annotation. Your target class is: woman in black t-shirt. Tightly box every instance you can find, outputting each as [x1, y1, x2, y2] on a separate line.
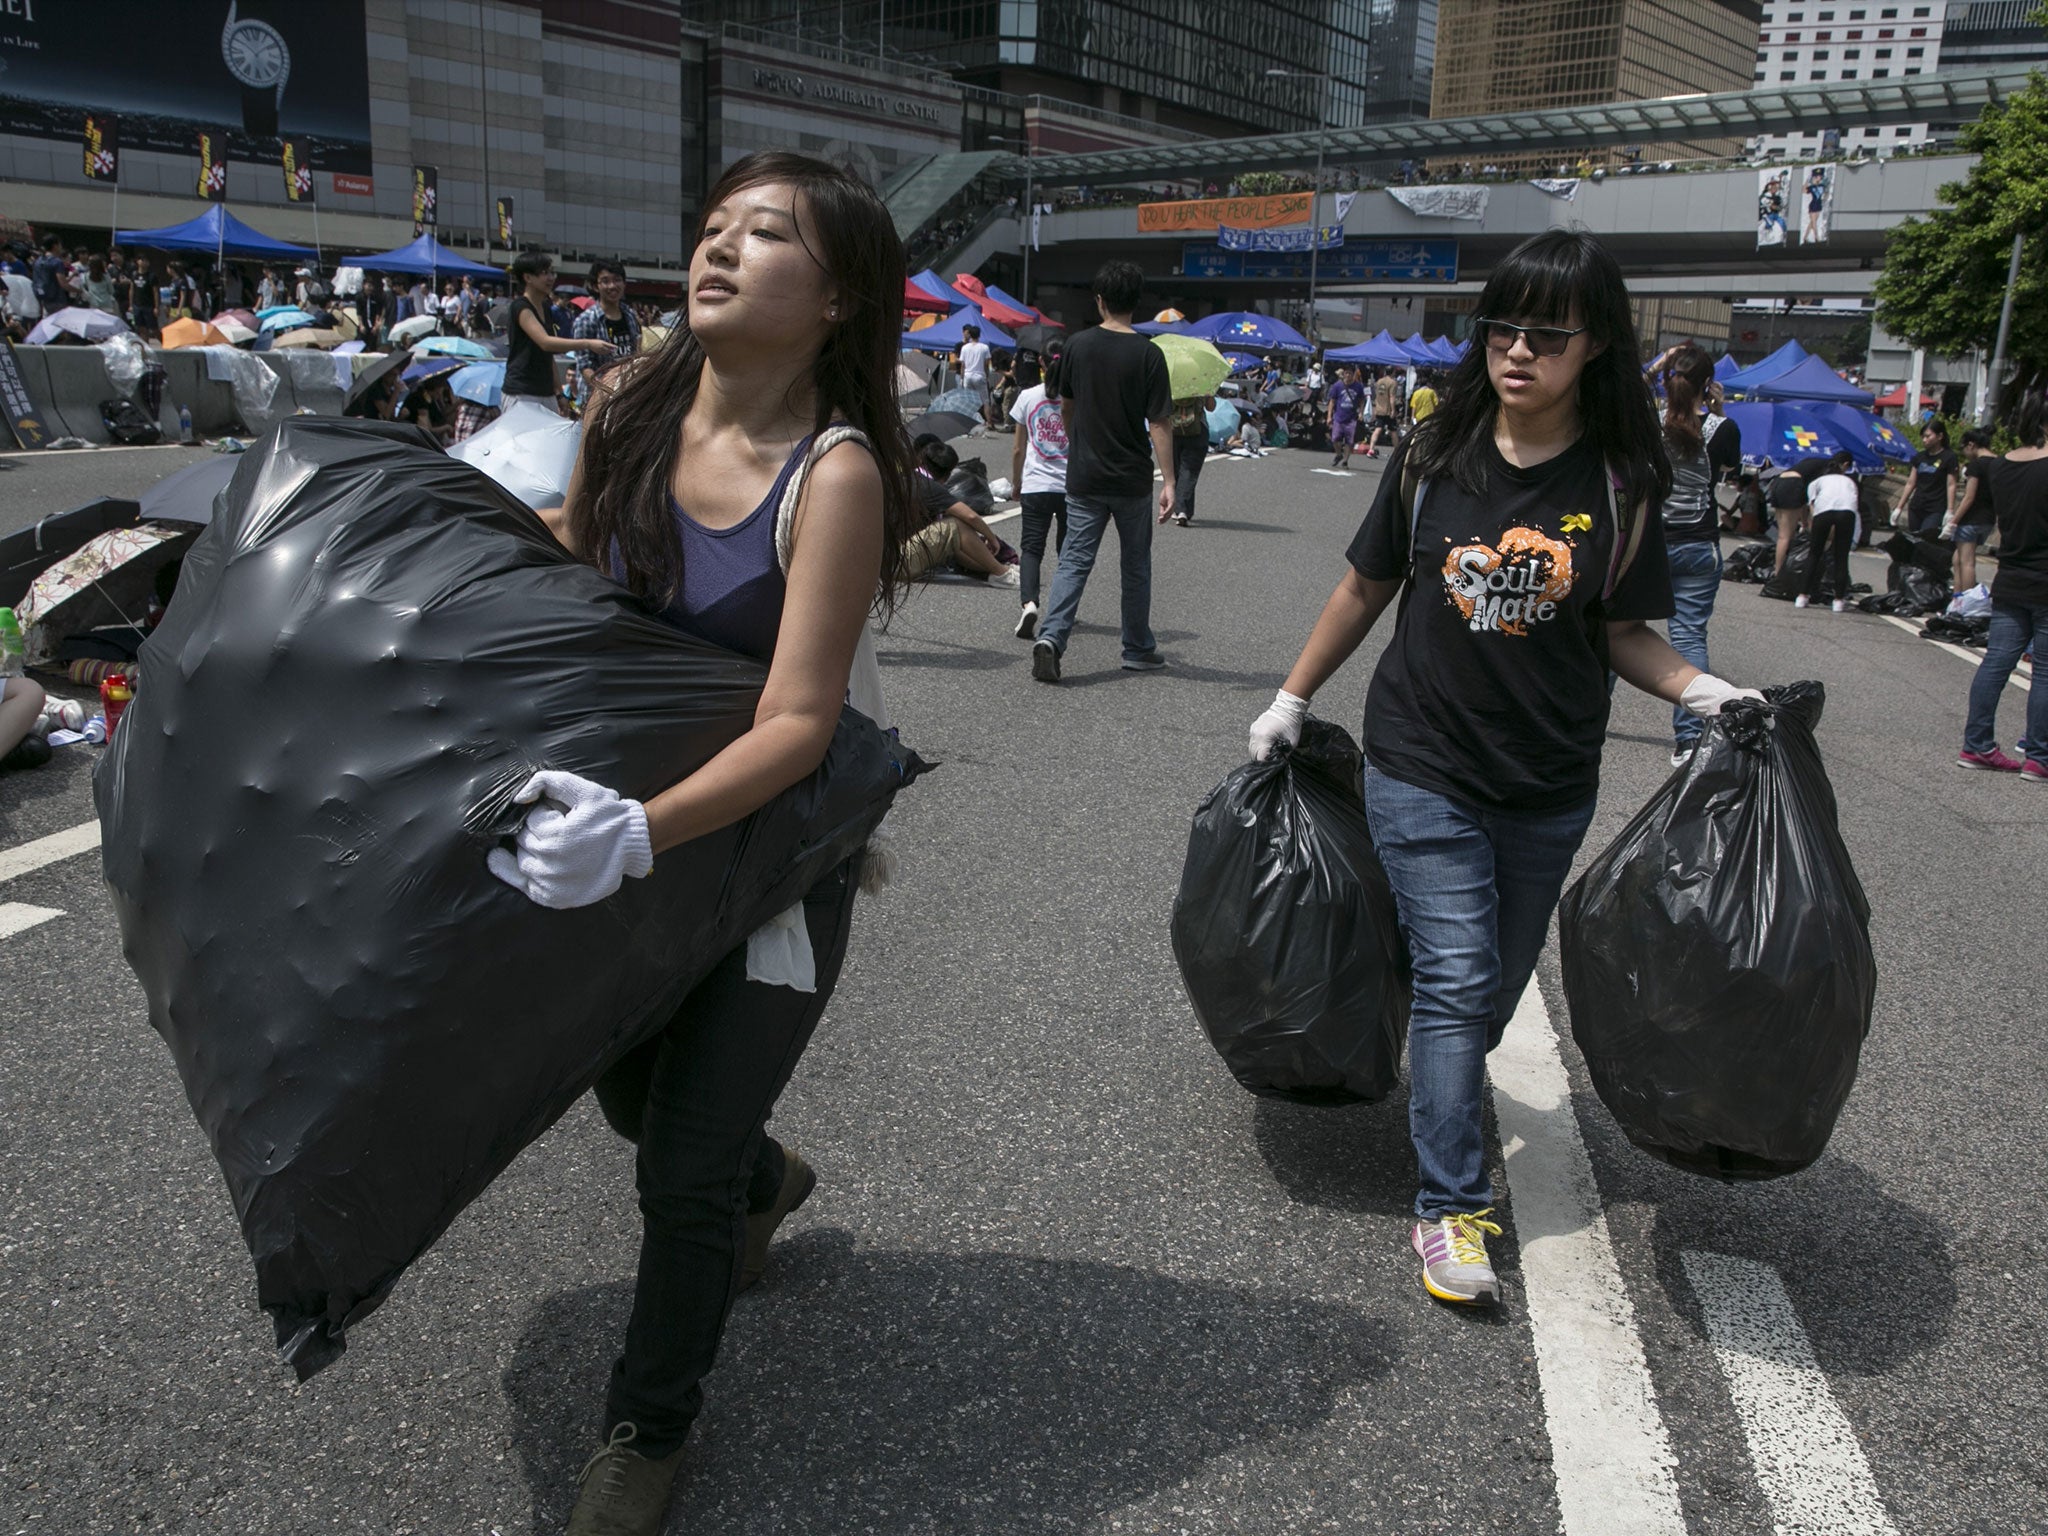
[1245, 231, 1763, 1308]
[1957, 390, 2048, 778]
[504, 251, 614, 412]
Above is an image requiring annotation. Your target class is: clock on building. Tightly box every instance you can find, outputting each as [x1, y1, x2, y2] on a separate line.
[221, 4, 291, 139]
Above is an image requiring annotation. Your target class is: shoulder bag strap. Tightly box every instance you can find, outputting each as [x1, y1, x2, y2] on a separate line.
[1603, 466, 1647, 602]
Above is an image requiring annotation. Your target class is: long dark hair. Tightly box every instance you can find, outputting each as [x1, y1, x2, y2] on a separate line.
[1410, 230, 1670, 520]
[1661, 343, 1712, 457]
[571, 152, 915, 617]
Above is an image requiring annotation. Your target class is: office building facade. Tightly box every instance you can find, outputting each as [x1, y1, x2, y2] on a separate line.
[1363, 0, 1440, 122]
[1751, 0, 1947, 157]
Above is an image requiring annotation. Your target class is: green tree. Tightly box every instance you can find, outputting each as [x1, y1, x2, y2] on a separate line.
[1873, 67, 2048, 386]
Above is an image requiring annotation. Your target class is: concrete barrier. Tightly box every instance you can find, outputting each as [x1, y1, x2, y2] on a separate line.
[8, 345, 62, 436]
[153, 348, 240, 437]
[270, 351, 348, 416]
[37, 347, 126, 444]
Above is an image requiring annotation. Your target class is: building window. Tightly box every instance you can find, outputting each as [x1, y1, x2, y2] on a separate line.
[1849, 7, 1865, 16]
[1818, 7, 1834, 15]
[1847, 29, 1862, 39]
[1896, 125, 1911, 134]
[1880, 6, 1896, 15]
[1845, 48, 1861, 58]
[1785, 30, 1801, 41]
[1781, 69, 1798, 79]
[1810, 68, 1828, 78]
[1911, 5, 1929, 13]
[1909, 26, 1925, 36]
[1816, 30, 1832, 40]
[1876, 47, 1892, 56]
[1872, 66, 1889, 75]
[1907, 45, 1923, 55]
[1906, 64, 1922, 73]
[1878, 27, 1893, 36]
[1788, 10, 1804, 18]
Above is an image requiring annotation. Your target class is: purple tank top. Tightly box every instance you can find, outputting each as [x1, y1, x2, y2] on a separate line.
[640, 436, 811, 663]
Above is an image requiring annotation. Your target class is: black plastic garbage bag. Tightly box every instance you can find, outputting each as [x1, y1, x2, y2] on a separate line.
[94, 419, 924, 1378]
[1170, 718, 1409, 1105]
[1557, 682, 1875, 1179]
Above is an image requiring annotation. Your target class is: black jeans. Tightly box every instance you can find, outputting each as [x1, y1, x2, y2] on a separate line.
[593, 856, 860, 1457]
[1804, 510, 1856, 601]
[1017, 490, 1069, 608]
[1171, 431, 1208, 521]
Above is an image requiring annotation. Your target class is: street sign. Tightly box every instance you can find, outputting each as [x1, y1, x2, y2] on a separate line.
[1182, 239, 1459, 283]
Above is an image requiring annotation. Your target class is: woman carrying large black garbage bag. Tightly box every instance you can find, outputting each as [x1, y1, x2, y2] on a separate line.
[1245, 231, 1764, 1309]
[488, 152, 918, 1534]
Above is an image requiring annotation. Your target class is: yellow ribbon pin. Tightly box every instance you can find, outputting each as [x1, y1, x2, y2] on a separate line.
[1561, 512, 1592, 534]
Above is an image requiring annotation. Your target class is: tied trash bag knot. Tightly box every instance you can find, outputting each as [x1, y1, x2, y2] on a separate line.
[1558, 680, 1875, 1180]
[1170, 717, 1411, 1105]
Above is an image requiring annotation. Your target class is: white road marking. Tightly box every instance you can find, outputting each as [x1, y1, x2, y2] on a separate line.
[0, 901, 65, 938]
[1493, 985, 1688, 1536]
[1680, 1251, 1902, 1536]
[1879, 614, 2031, 691]
[0, 820, 101, 884]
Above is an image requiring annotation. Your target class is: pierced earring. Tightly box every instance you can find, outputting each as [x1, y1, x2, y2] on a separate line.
[829, 307, 841, 319]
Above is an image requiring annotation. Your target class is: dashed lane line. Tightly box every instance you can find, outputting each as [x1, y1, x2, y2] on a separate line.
[1680, 1251, 1903, 1536]
[1492, 984, 1688, 1536]
[0, 902, 66, 939]
[0, 819, 101, 884]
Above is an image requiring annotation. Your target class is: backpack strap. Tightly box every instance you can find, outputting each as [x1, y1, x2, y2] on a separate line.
[1401, 461, 1426, 576]
[1603, 466, 1646, 602]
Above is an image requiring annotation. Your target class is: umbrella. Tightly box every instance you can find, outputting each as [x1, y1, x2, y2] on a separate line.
[139, 457, 239, 528]
[1224, 351, 1263, 375]
[345, 348, 413, 415]
[1011, 322, 1064, 355]
[641, 324, 671, 348]
[254, 305, 303, 320]
[896, 350, 938, 382]
[1808, 401, 1914, 461]
[1204, 399, 1243, 443]
[1721, 402, 1879, 472]
[905, 410, 978, 442]
[1263, 384, 1305, 406]
[1153, 308, 1186, 323]
[447, 397, 582, 509]
[335, 340, 366, 356]
[388, 314, 442, 345]
[402, 357, 466, 385]
[1872, 383, 1937, 410]
[894, 363, 929, 395]
[450, 362, 504, 408]
[1185, 311, 1313, 355]
[1151, 333, 1232, 400]
[1135, 319, 1194, 336]
[159, 317, 230, 350]
[569, 295, 596, 310]
[411, 335, 494, 361]
[214, 319, 261, 345]
[1, 499, 144, 608]
[928, 388, 987, 418]
[217, 308, 260, 330]
[260, 308, 322, 333]
[25, 306, 131, 346]
[14, 522, 196, 666]
[271, 327, 346, 350]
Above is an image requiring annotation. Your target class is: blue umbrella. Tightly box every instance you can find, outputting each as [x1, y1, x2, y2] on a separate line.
[1223, 351, 1263, 375]
[255, 304, 305, 320]
[1185, 311, 1312, 355]
[1808, 401, 1913, 462]
[401, 357, 465, 385]
[450, 361, 505, 408]
[928, 387, 987, 417]
[412, 335, 494, 361]
[259, 308, 321, 332]
[1204, 399, 1242, 445]
[1135, 319, 1194, 336]
[1722, 402, 1879, 472]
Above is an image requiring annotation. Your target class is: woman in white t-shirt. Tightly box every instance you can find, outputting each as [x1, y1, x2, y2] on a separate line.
[1797, 469, 1861, 612]
[1008, 343, 1070, 640]
[958, 323, 993, 420]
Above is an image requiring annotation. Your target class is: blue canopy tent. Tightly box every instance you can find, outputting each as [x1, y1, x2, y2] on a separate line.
[1723, 339, 1812, 393]
[1749, 354, 1876, 409]
[1186, 311, 1312, 355]
[340, 233, 503, 280]
[116, 204, 315, 260]
[1808, 401, 1913, 461]
[1713, 353, 1743, 384]
[903, 308, 1015, 351]
[1723, 402, 1881, 473]
[1325, 331, 1415, 368]
[981, 283, 1044, 321]
[910, 270, 974, 308]
[1426, 336, 1462, 365]
[1395, 332, 1437, 365]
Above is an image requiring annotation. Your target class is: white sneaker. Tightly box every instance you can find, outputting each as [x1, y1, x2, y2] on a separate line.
[1014, 601, 1039, 640]
[1831, 598, 1847, 613]
[1794, 594, 1810, 608]
[989, 566, 1020, 588]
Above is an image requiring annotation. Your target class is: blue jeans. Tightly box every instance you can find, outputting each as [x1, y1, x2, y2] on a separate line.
[1017, 491, 1068, 608]
[1964, 600, 2048, 769]
[1037, 492, 1157, 662]
[1362, 763, 1597, 1219]
[1665, 539, 1722, 749]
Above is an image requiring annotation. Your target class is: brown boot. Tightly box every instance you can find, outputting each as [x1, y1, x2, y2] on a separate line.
[739, 1147, 816, 1293]
[566, 1422, 683, 1536]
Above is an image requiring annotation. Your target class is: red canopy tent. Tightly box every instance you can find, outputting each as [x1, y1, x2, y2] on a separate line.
[948, 273, 1036, 329]
[903, 280, 951, 315]
[1872, 383, 1937, 409]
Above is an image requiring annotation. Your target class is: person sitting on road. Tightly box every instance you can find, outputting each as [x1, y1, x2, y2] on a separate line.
[0, 674, 51, 772]
[903, 438, 1019, 585]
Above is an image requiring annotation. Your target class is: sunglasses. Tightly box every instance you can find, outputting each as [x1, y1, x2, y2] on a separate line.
[1475, 318, 1588, 358]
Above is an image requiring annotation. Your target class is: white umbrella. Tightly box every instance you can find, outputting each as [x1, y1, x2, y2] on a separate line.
[446, 398, 581, 510]
[0, 273, 39, 323]
[214, 319, 260, 346]
[388, 314, 442, 345]
[25, 306, 131, 346]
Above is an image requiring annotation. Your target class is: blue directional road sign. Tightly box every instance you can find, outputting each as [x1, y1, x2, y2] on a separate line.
[1181, 239, 1459, 283]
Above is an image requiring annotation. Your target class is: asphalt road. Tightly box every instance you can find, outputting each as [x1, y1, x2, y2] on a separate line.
[0, 442, 215, 540]
[1, 442, 2041, 1535]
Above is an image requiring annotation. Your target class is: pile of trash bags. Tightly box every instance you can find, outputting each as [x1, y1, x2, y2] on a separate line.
[1171, 719, 1410, 1104]
[1854, 531, 1953, 617]
[1757, 530, 1871, 604]
[95, 420, 923, 1377]
[1558, 682, 1875, 1179]
[1720, 542, 1776, 584]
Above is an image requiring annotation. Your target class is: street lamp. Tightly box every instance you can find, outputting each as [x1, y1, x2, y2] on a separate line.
[1266, 66, 1330, 348]
[988, 132, 1036, 307]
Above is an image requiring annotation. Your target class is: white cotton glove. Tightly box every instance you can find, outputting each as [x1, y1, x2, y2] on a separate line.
[1249, 689, 1310, 761]
[1680, 675, 1767, 719]
[486, 769, 653, 910]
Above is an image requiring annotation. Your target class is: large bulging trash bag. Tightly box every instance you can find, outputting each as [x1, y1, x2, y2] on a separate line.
[1557, 681, 1874, 1179]
[93, 419, 923, 1378]
[1170, 718, 1409, 1105]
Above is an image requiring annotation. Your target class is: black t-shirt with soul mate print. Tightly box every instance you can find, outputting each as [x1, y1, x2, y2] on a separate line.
[1346, 435, 1676, 814]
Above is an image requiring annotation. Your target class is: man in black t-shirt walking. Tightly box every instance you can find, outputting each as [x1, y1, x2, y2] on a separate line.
[1031, 260, 1174, 683]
